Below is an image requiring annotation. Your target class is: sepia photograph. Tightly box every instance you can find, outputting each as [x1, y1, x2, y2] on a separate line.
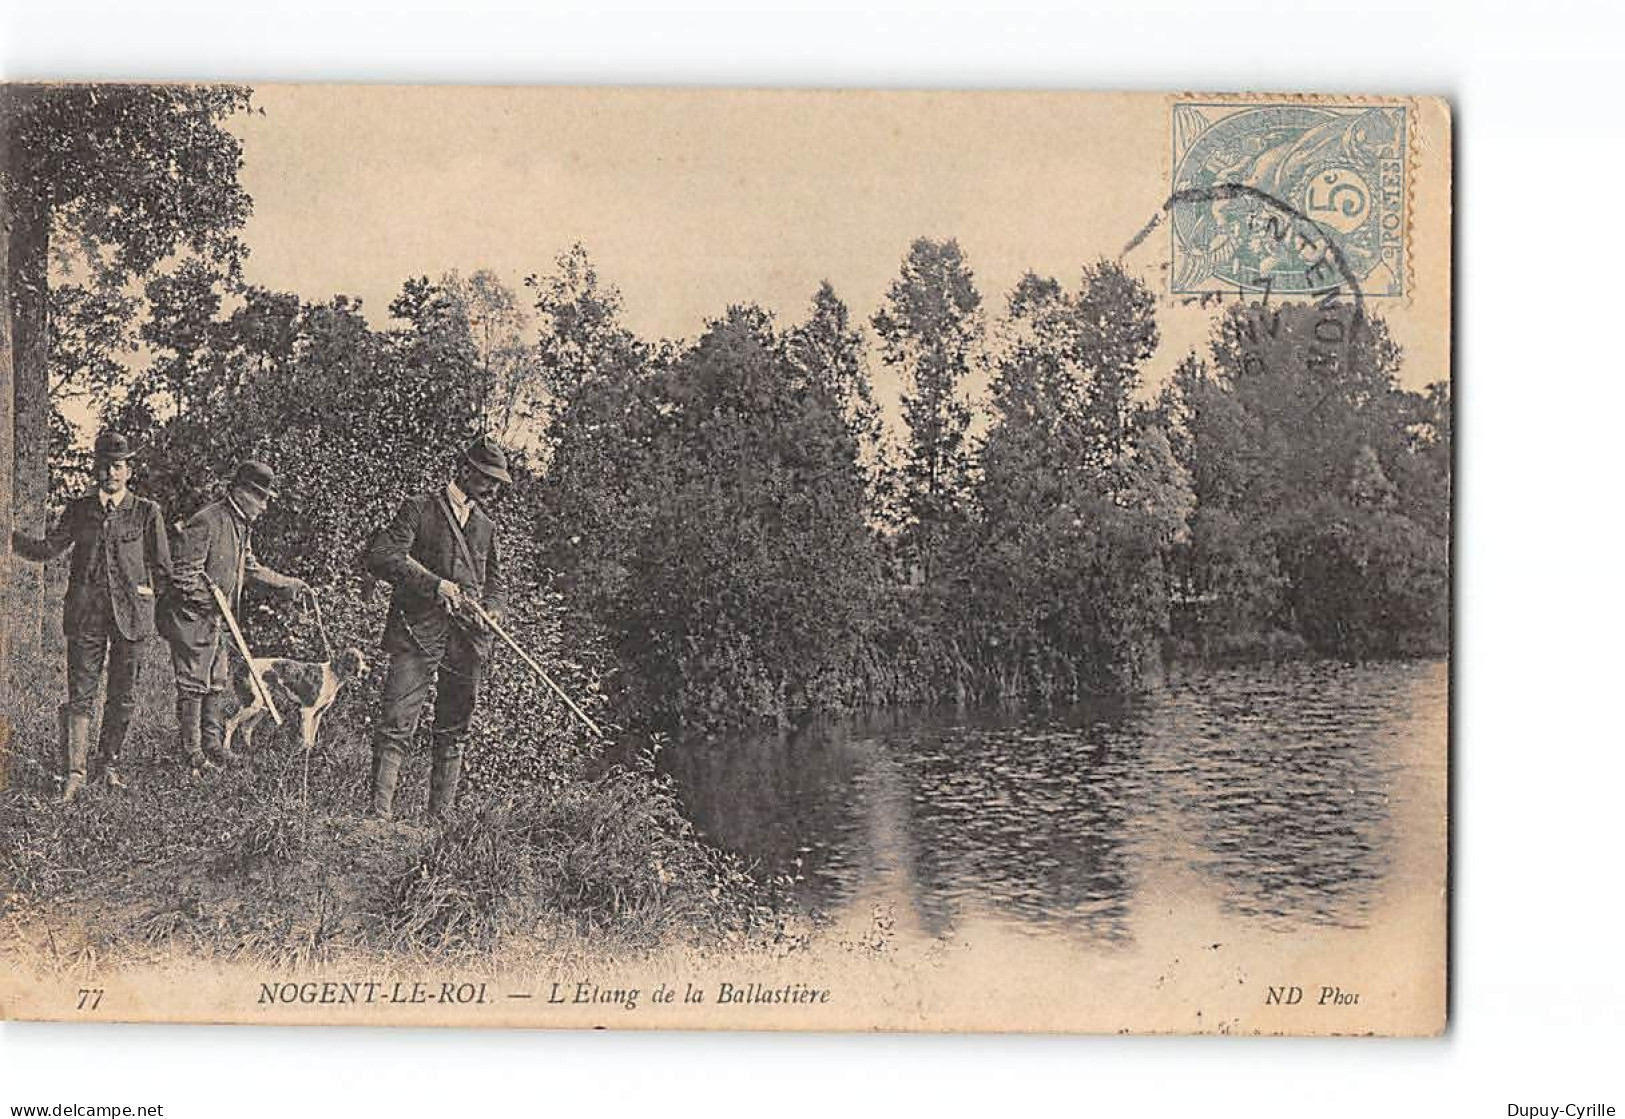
[0, 85, 1451, 1035]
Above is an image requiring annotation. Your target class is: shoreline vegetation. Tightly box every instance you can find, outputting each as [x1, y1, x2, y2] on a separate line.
[2, 89, 1448, 969]
[1, 653, 807, 977]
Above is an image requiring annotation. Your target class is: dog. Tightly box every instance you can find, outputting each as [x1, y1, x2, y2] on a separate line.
[222, 647, 369, 756]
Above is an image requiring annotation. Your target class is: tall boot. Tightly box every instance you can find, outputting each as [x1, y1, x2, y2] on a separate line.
[62, 710, 91, 804]
[176, 695, 212, 774]
[201, 692, 238, 766]
[427, 744, 464, 821]
[369, 745, 403, 820]
[95, 702, 133, 787]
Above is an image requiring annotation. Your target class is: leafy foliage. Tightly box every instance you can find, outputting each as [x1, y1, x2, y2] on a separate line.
[1163, 301, 1450, 657]
[536, 292, 883, 729]
[3, 84, 254, 284]
[872, 238, 982, 583]
[955, 264, 1187, 696]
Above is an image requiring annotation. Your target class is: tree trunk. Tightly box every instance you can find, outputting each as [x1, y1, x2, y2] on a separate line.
[8, 190, 48, 652]
[0, 211, 11, 755]
[0, 95, 20, 763]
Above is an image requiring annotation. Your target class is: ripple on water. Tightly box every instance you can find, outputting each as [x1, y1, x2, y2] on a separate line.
[662, 659, 1447, 948]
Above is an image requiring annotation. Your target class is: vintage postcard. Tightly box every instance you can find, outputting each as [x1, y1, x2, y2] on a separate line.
[0, 86, 1451, 1034]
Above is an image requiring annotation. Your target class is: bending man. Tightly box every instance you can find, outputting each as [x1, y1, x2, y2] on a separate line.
[161, 460, 309, 774]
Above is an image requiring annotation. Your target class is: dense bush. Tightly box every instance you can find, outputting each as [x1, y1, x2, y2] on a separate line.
[1165, 302, 1451, 660]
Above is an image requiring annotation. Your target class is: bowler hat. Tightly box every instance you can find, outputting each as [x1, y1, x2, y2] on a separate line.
[93, 432, 136, 462]
[463, 435, 513, 486]
[231, 460, 280, 501]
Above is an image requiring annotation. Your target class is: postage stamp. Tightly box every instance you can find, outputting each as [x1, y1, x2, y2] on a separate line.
[1170, 100, 1409, 297]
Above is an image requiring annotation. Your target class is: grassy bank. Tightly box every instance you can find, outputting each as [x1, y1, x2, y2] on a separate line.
[0, 645, 797, 976]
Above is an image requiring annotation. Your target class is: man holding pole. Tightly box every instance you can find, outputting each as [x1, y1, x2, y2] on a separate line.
[362, 435, 510, 821]
[161, 461, 309, 774]
[11, 431, 171, 801]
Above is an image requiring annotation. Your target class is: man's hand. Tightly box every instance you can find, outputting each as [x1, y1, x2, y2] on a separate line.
[289, 577, 313, 599]
[436, 579, 464, 611]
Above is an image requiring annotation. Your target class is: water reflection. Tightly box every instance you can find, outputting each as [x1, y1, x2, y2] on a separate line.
[901, 715, 1138, 943]
[663, 660, 1445, 946]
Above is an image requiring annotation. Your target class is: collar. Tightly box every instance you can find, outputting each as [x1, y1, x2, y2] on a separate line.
[97, 488, 130, 512]
[226, 495, 251, 527]
[445, 480, 474, 517]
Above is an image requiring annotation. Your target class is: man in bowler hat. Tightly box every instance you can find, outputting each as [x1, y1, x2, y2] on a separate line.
[161, 460, 310, 773]
[363, 435, 510, 820]
[11, 432, 172, 801]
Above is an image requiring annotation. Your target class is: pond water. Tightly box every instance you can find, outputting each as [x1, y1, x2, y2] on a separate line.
[663, 660, 1448, 947]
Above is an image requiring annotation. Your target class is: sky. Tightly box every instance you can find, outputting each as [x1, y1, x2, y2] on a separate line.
[226, 86, 1450, 415]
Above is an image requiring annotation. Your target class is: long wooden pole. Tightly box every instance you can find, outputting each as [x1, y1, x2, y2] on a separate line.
[208, 576, 282, 725]
[466, 599, 603, 738]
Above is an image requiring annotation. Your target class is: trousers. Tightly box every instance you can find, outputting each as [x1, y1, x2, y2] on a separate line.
[373, 634, 483, 767]
[65, 601, 144, 764]
[169, 622, 230, 696]
[66, 632, 144, 766]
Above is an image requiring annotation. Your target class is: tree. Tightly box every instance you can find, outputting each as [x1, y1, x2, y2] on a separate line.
[528, 244, 642, 406]
[444, 269, 541, 447]
[46, 279, 139, 503]
[1163, 302, 1448, 657]
[1207, 299, 1405, 503]
[1390, 379, 1451, 538]
[1, 83, 254, 646]
[966, 270, 1191, 697]
[786, 281, 885, 513]
[1071, 260, 1159, 464]
[529, 246, 658, 617]
[138, 259, 227, 422]
[980, 272, 1089, 526]
[620, 305, 879, 725]
[215, 284, 302, 389]
[872, 238, 982, 583]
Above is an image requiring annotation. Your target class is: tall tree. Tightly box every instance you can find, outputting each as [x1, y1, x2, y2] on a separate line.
[528, 243, 642, 405]
[787, 281, 885, 512]
[1163, 302, 1446, 657]
[981, 272, 1089, 524]
[969, 270, 1192, 697]
[214, 284, 301, 391]
[1, 83, 254, 646]
[623, 304, 879, 725]
[383, 276, 484, 454]
[529, 246, 658, 619]
[444, 268, 540, 446]
[1070, 260, 1159, 464]
[872, 238, 982, 583]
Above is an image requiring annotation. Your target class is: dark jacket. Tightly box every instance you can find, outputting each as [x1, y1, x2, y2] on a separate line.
[363, 488, 505, 660]
[159, 497, 303, 654]
[13, 490, 172, 640]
